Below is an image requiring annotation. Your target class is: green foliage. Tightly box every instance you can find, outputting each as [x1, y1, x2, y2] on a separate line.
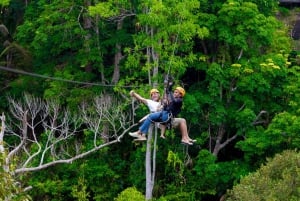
[122, 0, 205, 86]
[167, 150, 184, 176]
[217, 1, 278, 54]
[262, 111, 300, 151]
[179, 93, 201, 125]
[0, 153, 31, 201]
[196, 146, 261, 201]
[193, 150, 218, 195]
[14, 0, 108, 107]
[157, 191, 194, 201]
[247, 0, 279, 16]
[236, 52, 300, 166]
[71, 177, 90, 201]
[27, 153, 125, 201]
[236, 128, 268, 167]
[0, 0, 9, 6]
[128, 146, 147, 189]
[29, 171, 71, 201]
[88, 1, 121, 18]
[114, 187, 144, 201]
[2, 0, 299, 200]
[43, 67, 99, 110]
[225, 150, 300, 201]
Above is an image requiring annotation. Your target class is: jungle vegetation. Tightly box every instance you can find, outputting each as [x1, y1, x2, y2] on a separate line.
[0, 0, 299, 200]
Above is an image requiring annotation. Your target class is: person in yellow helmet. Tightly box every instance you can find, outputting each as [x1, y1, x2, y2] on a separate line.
[175, 86, 185, 97]
[130, 89, 161, 114]
[129, 89, 162, 123]
[158, 86, 190, 141]
[159, 87, 195, 143]
[129, 86, 195, 145]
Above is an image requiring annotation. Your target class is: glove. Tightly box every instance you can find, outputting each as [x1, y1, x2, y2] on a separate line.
[164, 76, 169, 87]
[167, 81, 173, 92]
[164, 75, 173, 91]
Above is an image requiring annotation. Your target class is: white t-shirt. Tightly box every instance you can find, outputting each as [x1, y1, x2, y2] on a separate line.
[146, 99, 161, 113]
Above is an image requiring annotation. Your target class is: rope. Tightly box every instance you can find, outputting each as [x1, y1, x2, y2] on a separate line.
[165, 6, 183, 77]
[167, 27, 180, 76]
[160, 12, 183, 108]
[0, 66, 137, 88]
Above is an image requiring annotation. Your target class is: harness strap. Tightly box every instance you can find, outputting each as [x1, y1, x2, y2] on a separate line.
[157, 112, 174, 130]
[163, 113, 174, 130]
[149, 111, 173, 126]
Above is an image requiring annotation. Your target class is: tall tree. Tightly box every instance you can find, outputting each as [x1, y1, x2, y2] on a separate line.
[226, 150, 300, 201]
[187, 1, 290, 157]
[90, 0, 207, 199]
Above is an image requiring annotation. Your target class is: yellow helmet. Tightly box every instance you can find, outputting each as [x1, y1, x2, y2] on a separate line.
[175, 86, 185, 97]
[150, 88, 159, 96]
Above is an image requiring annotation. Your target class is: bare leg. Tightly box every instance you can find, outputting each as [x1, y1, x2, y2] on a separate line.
[178, 118, 190, 142]
[159, 124, 166, 139]
[174, 118, 196, 143]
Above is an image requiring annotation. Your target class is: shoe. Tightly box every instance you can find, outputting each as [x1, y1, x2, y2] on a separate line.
[189, 139, 197, 143]
[129, 131, 140, 138]
[181, 141, 193, 146]
[135, 135, 147, 141]
[160, 135, 166, 139]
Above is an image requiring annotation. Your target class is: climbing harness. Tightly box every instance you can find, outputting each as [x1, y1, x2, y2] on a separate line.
[152, 74, 174, 129]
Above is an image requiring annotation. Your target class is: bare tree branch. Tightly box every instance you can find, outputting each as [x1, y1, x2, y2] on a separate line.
[0, 113, 5, 153]
[14, 123, 136, 174]
[2, 93, 136, 175]
[252, 110, 269, 126]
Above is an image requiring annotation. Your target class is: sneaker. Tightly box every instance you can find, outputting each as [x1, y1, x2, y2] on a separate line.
[129, 131, 140, 138]
[136, 135, 147, 141]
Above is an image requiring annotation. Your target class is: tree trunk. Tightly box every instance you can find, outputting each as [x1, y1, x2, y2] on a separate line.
[111, 20, 124, 84]
[145, 124, 158, 200]
[212, 124, 238, 157]
[212, 124, 225, 156]
[83, 0, 93, 73]
[0, 113, 5, 153]
[145, 25, 160, 87]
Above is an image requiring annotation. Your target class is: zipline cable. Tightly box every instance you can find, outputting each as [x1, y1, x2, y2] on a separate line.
[0, 66, 136, 88]
[165, 7, 183, 76]
[166, 27, 180, 76]
[162, 13, 183, 100]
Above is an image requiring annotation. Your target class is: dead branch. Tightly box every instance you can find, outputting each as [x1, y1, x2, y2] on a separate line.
[252, 110, 269, 126]
[2, 93, 136, 175]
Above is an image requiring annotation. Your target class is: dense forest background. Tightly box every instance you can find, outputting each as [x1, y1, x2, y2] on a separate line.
[0, 0, 300, 200]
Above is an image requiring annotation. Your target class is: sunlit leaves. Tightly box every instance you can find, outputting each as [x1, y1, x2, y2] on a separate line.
[0, 153, 31, 200]
[226, 150, 300, 201]
[0, 0, 9, 6]
[88, 2, 119, 18]
[167, 150, 184, 175]
[115, 187, 145, 201]
[265, 112, 300, 149]
[17, 0, 85, 60]
[125, 0, 204, 84]
[217, 1, 278, 52]
[193, 150, 218, 191]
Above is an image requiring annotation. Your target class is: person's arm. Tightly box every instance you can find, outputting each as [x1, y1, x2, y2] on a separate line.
[162, 80, 174, 107]
[130, 90, 148, 105]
